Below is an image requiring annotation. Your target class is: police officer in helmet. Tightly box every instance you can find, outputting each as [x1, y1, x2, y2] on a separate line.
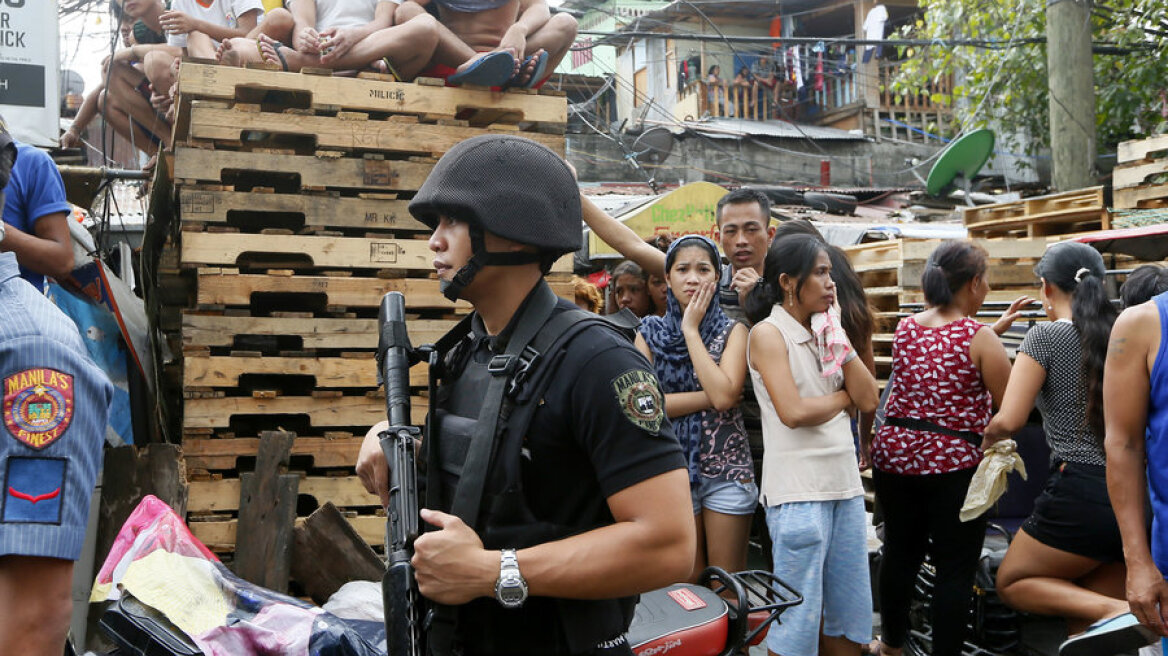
[357, 135, 694, 655]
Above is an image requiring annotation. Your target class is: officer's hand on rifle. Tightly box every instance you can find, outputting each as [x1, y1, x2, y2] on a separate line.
[413, 508, 497, 605]
[357, 420, 391, 507]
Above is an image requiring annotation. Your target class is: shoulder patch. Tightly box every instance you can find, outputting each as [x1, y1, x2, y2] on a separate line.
[612, 369, 664, 434]
[3, 368, 74, 450]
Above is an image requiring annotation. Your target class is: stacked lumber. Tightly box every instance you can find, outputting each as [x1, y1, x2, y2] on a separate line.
[962, 187, 1110, 238]
[844, 238, 1051, 381]
[1113, 134, 1168, 210]
[142, 61, 572, 569]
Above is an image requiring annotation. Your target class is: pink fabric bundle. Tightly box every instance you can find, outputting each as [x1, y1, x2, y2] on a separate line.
[811, 306, 851, 377]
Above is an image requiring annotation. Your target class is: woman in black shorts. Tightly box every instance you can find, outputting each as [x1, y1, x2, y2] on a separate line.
[982, 242, 1129, 641]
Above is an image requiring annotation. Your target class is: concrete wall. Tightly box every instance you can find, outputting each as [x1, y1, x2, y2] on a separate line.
[567, 131, 948, 188]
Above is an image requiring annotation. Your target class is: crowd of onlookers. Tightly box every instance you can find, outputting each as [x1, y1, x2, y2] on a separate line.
[65, 0, 581, 160]
[578, 187, 1168, 656]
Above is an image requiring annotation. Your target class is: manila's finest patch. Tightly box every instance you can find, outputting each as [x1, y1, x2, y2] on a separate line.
[612, 369, 664, 434]
[3, 369, 74, 450]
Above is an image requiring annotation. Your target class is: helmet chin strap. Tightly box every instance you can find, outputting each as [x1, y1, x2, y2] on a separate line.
[440, 226, 543, 302]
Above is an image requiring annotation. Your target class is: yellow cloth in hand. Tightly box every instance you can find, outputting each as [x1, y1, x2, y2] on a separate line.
[960, 439, 1027, 522]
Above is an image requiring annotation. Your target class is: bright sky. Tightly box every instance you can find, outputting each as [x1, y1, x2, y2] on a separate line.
[60, 9, 118, 97]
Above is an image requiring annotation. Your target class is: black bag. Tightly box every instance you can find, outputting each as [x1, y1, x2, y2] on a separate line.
[99, 593, 203, 656]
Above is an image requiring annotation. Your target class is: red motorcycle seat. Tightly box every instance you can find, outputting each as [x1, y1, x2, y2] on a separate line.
[628, 584, 728, 656]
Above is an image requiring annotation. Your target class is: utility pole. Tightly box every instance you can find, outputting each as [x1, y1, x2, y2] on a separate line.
[1046, 0, 1096, 191]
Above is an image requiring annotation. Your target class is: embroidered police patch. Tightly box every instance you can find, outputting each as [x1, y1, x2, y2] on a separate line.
[3, 369, 74, 450]
[2, 457, 66, 524]
[612, 370, 664, 434]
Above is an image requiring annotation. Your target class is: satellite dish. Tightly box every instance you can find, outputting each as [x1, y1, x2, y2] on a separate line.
[631, 127, 674, 166]
[926, 128, 995, 202]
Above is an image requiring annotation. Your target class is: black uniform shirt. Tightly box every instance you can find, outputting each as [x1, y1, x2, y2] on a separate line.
[445, 293, 685, 533]
[436, 287, 685, 654]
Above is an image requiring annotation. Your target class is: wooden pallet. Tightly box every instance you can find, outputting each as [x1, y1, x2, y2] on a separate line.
[181, 231, 432, 270]
[187, 102, 565, 156]
[174, 62, 567, 130]
[184, 436, 366, 470]
[178, 187, 426, 233]
[844, 238, 1049, 290]
[1113, 135, 1168, 209]
[190, 514, 384, 552]
[193, 268, 466, 310]
[180, 231, 575, 273]
[189, 475, 379, 513]
[962, 187, 1110, 237]
[171, 146, 434, 192]
[182, 313, 455, 350]
[183, 354, 429, 389]
[182, 394, 425, 429]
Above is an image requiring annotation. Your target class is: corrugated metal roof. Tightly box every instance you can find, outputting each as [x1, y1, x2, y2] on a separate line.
[681, 117, 867, 141]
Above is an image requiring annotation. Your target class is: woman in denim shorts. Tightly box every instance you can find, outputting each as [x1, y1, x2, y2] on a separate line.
[745, 233, 880, 655]
[637, 235, 757, 580]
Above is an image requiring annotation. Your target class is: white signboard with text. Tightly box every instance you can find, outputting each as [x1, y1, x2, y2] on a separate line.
[0, 0, 60, 147]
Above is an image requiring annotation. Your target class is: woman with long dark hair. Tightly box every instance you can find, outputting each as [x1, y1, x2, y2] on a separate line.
[636, 235, 756, 579]
[983, 242, 1133, 653]
[868, 241, 1013, 656]
[746, 233, 879, 656]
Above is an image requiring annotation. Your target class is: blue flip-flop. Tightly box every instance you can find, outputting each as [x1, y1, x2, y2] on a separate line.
[521, 50, 549, 89]
[447, 51, 515, 87]
[1058, 612, 1157, 656]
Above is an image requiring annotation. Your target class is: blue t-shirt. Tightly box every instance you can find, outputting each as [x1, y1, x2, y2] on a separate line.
[1148, 291, 1168, 574]
[2, 143, 72, 291]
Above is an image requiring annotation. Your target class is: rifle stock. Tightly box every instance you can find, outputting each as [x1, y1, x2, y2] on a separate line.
[377, 292, 423, 656]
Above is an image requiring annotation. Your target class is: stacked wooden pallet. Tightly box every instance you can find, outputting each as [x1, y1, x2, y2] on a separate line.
[1113, 134, 1168, 210]
[962, 187, 1111, 238]
[142, 61, 572, 565]
[844, 238, 1050, 380]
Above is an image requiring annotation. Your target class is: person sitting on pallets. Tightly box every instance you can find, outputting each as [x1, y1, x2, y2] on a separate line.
[217, 0, 441, 82]
[135, 0, 291, 127]
[383, 0, 578, 88]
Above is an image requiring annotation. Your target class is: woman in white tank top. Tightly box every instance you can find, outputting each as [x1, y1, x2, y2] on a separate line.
[745, 233, 879, 656]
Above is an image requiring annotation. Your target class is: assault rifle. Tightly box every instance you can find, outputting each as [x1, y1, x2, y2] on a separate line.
[376, 292, 423, 656]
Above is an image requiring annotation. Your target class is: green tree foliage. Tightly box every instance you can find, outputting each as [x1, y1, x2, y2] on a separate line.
[892, 0, 1168, 155]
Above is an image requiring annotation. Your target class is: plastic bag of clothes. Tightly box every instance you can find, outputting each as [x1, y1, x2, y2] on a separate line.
[92, 495, 385, 655]
[960, 439, 1028, 522]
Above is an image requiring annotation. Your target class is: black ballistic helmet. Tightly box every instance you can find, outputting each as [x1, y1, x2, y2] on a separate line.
[409, 135, 582, 300]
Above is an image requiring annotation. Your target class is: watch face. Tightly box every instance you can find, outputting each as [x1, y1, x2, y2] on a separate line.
[497, 574, 528, 608]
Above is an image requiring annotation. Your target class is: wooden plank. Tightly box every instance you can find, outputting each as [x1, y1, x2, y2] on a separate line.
[183, 354, 428, 388]
[182, 395, 426, 428]
[965, 208, 1108, 234]
[189, 104, 565, 156]
[1118, 134, 1168, 164]
[179, 188, 426, 231]
[181, 232, 433, 270]
[1114, 159, 1168, 190]
[177, 62, 567, 125]
[183, 436, 365, 470]
[190, 514, 385, 551]
[182, 232, 572, 273]
[900, 261, 1040, 289]
[291, 502, 384, 605]
[961, 187, 1104, 227]
[189, 475, 379, 512]
[234, 431, 299, 591]
[896, 238, 1050, 261]
[1113, 183, 1168, 210]
[172, 146, 433, 191]
[195, 269, 463, 309]
[182, 314, 456, 349]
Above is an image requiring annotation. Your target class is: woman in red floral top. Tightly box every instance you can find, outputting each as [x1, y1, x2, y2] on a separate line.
[868, 241, 1026, 656]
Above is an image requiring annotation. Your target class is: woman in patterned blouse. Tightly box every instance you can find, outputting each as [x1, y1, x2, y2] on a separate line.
[869, 241, 1019, 656]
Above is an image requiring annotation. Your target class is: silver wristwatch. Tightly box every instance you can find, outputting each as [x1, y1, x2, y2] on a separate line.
[494, 549, 528, 609]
